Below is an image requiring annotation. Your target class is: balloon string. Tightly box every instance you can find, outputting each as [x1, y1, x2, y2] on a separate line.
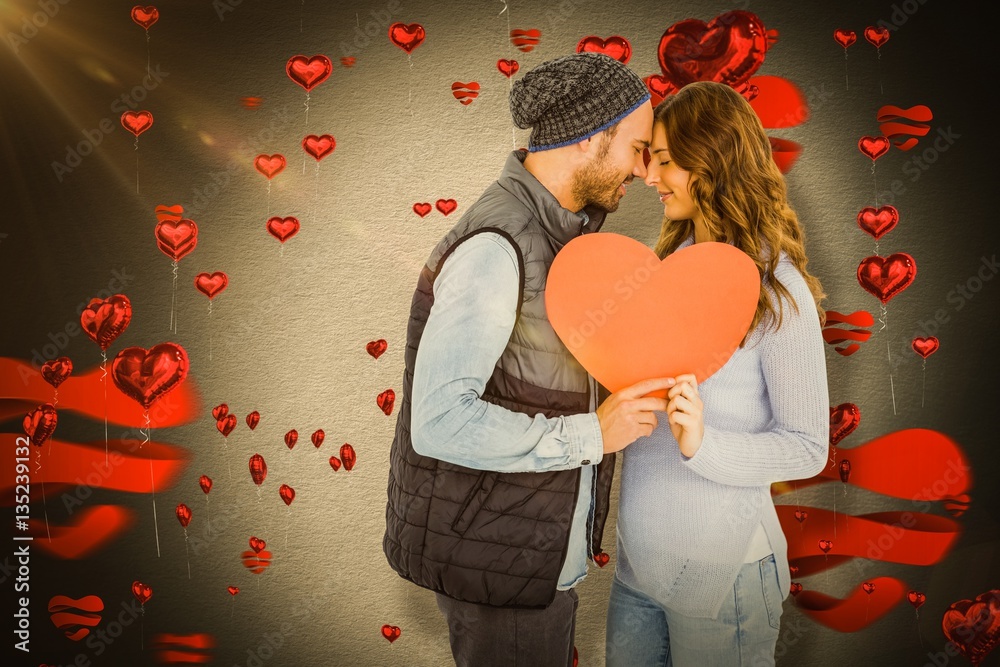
[304, 91, 310, 127]
[35, 448, 51, 542]
[285, 506, 290, 551]
[877, 48, 883, 95]
[267, 180, 271, 217]
[921, 358, 926, 408]
[407, 53, 414, 118]
[224, 441, 232, 482]
[300, 0, 304, 33]
[135, 136, 139, 195]
[843, 48, 849, 91]
[146, 30, 150, 80]
[500, 0, 516, 148]
[885, 310, 897, 416]
[101, 350, 109, 464]
[832, 481, 837, 540]
[170, 260, 179, 333]
[142, 410, 161, 557]
[206, 495, 212, 535]
[184, 529, 191, 579]
[140, 606, 144, 650]
[208, 300, 213, 362]
[872, 161, 878, 207]
[52, 388, 58, 407]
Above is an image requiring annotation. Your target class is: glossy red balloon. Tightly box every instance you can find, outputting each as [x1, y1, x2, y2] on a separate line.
[279, 484, 295, 506]
[576, 35, 632, 64]
[311, 429, 325, 448]
[862, 581, 876, 595]
[228, 586, 240, 596]
[131, 5, 158, 30]
[381, 625, 401, 643]
[340, 443, 357, 471]
[286, 55, 333, 92]
[266, 216, 300, 244]
[194, 272, 228, 300]
[657, 11, 767, 90]
[284, 429, 298, 450]
[857, 253, 917, 304]
[80, 294, 132, 351]
[246, 411, 260, 430]
[829, 403, 860, 446]
[175, 503, 192, 528]
[199, 475, 213, 494]
[864, 26, 890, 48]
[154, 218, 198, 262]
[858, 135, 890, 161]
[249, 536, 266, 553]
[907, 590, 926, 609]
[912, 336, 940, 359]
[302, 134, 336, 161]
[833, 29, 856, 48]
[328, 456, 342, 471]
[366, 339, 387, 360]
[216, 414, 237, 437]
[795, 509, 808, 523]
[377, 389, 395, 416]
[497, 59, 519, 78]
[249, 454, 267, 486]
[839, 459, 852, 484]
[23, 403, 57, 447]
[254, 154, 286, 179]
[212, 403, 229, 421]
[941, 590, 1000, 666]
[131, 581, 152, 605]
[111, 343, 189, 410]
[41, 357, 73, 389]
[818, 539, 833, 554]
[388, 23, 425, 53]
[121, 110, 153, 137]
[857, 205, 899, 240]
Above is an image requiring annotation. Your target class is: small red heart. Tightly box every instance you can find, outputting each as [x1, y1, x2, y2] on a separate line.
[833, 29, 857, 49]
[328, 455, 342, 471]
[388, 23, 425, 54]
[794, 509, 808, 523]
[497, 59, 519, 78]
[80, 295, 133, 352]
[377, 389, 395, 416]
[789, 565, 799, 576]
[593, 552, 610, 568]
[199, 475, 213, 494]
[509, 28, 541, 53]
[340, 56, 356, 68]
[380, 624, 401, 643]
[41, 357, 73, 389]
[862, 582, 876, 595]
[789, 582, 803, 596]
[644, 74, 677, 103]
[451, 81, 481, 106]
[285, 54, 333, 92]
[864, 26, 890, 48]
[155, 218, 198, 262]
[246, 410, 260, 430]
[111, 343, 188, 410]
[340, 443, 357, 471]
[366, 339, 387, 360]
[857, 205, 899, 240]
[121, 110, 153, 137]
[302, 134, 336, 161]
[858, 135, 890, 161]
[212, 403, 229, 421]
[412, 202, 432, 217]
[254, 154, 286, 179]
[284, 429, 298, 450]
[194, 271, 228, 300]
[217, 414, 237, 437]
[23, 403, 58, 447]
[857, 253, 917, 304]
[435, 199, 457, 216]
[912, 336, 939, 359]
[131, 581, 153, 605]
[266, 216, 300, 243]
[829, 403, 860, 446]
[907, 590, 926, 609]
[175, 503, 192, 528]
[576, 35, 632, 64]
[131, 6, 159, 30]
[311, 429, 325, 448]
[227, 586, 240, 596]
[279, 484, 295, 506]
[249, 536, 266, 554]
[818, 539, 833, 553]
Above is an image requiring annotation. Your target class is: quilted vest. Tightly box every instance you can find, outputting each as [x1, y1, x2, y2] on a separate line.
[383, 150, 616, 609]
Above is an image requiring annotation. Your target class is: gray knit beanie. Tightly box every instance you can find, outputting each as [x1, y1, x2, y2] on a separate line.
[509, 52, 650, 152]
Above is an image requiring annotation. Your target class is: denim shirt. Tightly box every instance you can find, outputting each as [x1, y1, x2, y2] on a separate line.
[410, 232, 604, 590]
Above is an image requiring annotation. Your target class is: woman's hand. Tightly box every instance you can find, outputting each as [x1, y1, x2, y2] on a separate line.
[666, 373, 704, 457]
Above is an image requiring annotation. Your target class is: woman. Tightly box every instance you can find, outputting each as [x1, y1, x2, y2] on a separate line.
[605, 81, 830, 666]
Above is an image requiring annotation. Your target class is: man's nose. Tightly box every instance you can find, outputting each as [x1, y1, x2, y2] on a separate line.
[634, 153, 648, 180]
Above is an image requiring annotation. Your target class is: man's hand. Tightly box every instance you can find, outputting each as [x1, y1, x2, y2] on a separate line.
[596, 377, 674, 454]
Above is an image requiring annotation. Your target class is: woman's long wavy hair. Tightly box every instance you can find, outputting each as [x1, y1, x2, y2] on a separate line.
[652, 81, 827, 346]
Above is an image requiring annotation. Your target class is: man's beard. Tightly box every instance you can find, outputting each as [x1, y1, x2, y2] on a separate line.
[570, 147, 630, 213]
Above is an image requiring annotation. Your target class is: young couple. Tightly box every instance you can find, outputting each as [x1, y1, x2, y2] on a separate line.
[384, 52, 830, 667]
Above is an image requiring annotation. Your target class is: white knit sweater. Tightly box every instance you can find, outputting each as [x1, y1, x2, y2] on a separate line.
[615, 233, 830, 619]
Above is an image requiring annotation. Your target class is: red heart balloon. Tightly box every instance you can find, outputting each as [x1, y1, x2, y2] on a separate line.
[154, 218, 198, 262]
[212, 403, 228, 421]
[509, 28, 541, 53]
[80, 294, 132, 351]
[451, 81, 480, 106]
[249, 453, 267, 486]
[833, 29, 857, 48]
[111, 343, 189, 410]
[789, 565, 799, 576]
[121, 110, 153, 137]
[864, 26, 890, 48]
[249, 536, 266, 554]
[912, 336, 940, 359]
[41, 357, 73, 389]
[435, 199, 457, 216]
[266, 216, 300, 243]
[907, 590, 926, 609]
[175, 503, 192, 528]
[366, 339, 387, 360]
[377, 389, 395, 416]
[412, 202, 432, 217]
[862, 582, 876, 595]
[246, 410, 260, 430]
[285, 55, 333, 92]
[227, 586, 240, 596]
[279, 484, 295, 506]
[388, 23, 425, 54]
[941, 590, 1000, 666]
[576, 35, 632, 64]
[794, 509, 808, 523]
[857, 253, 916, 304]
[311, 429, 325, 448]
[656, 11, 767, 90]
[23, 403, 57, 447]
[593, 552, 610, 568]
[858, 135, 890, 161]
[329, 455, 342, 471]
[545, 233, 759, 397]
[194, 272, 228, 300]
[789, 582, 803, 596]
[857, 205, 899, 240]
[381, 625, 402, 643]
[131, 581, 152, 605]
[131, 5, 159, 30]
[302, 134, 336, 161]
[217, 414, 237, 437]
[644, 74, 678, 105]
[254, 154, 286, 179]
[829, 403, 860, 446]
[199, 475, 213, 494]
[340, 443, 357, 471]
[497, 59, 519, 78]
[818, 539, 833, 553]
[284, 429, 298, 450]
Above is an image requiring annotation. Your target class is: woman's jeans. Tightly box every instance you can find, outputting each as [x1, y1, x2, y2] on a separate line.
[606, 554, 783, 667]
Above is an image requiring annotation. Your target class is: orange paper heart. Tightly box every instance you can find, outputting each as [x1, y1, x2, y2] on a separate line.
[546, 233, 759, 397]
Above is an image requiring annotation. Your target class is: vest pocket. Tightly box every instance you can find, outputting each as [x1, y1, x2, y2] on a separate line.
[451, 470, 498, 535]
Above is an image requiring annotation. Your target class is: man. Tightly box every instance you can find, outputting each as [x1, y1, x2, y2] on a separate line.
[383, 52, 673, 666]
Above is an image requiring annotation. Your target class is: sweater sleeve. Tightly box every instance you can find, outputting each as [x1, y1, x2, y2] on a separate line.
[681, 261, 830, 487]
